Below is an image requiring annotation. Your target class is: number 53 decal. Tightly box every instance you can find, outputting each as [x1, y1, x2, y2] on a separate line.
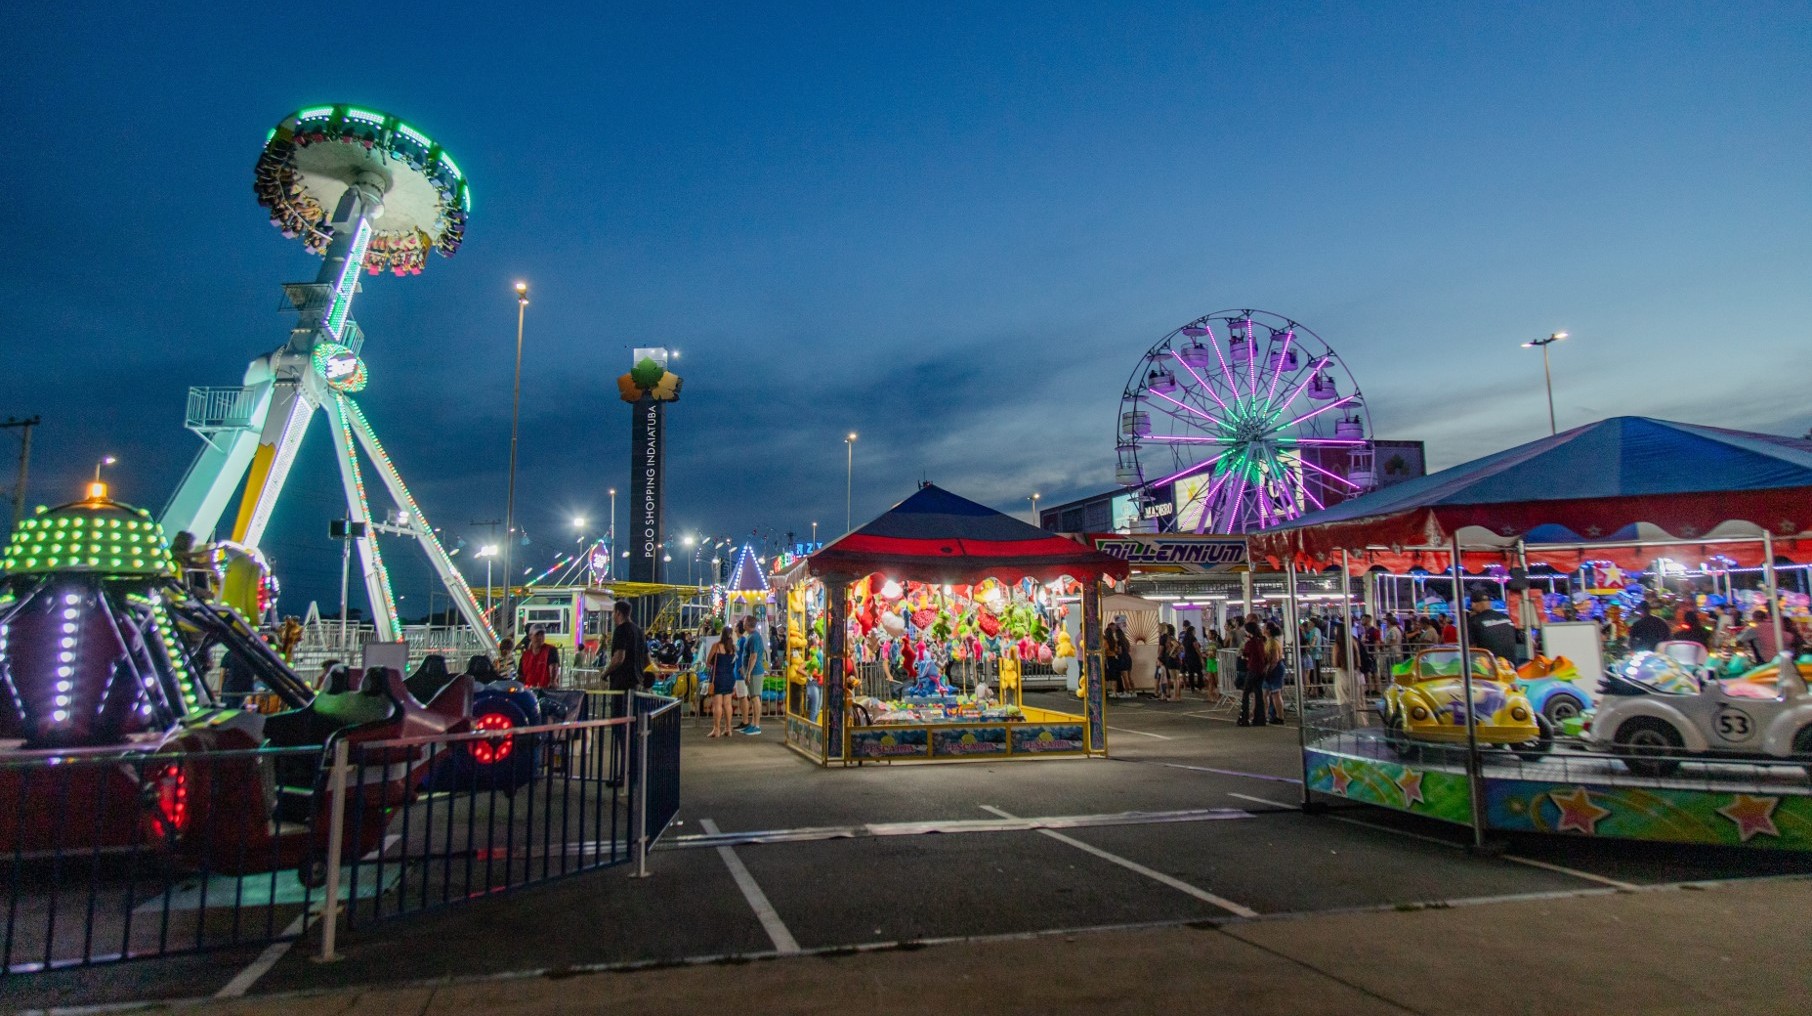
[1714, 707, 1754, 740]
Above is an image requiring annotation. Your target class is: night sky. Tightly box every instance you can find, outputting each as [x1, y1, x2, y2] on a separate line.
[2, 3, 1808, 614]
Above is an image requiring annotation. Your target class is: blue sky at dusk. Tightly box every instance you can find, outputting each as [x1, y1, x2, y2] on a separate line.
[2, 3, 1807, 611]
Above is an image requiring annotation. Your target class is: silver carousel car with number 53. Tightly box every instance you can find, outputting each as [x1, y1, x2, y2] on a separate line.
[1584, 652, 1812, 777]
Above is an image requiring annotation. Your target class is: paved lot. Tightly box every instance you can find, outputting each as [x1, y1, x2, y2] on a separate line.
[11, 693, 1812, 1012]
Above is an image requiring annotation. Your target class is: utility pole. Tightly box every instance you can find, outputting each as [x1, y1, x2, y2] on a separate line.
[3, 417, 40, 525]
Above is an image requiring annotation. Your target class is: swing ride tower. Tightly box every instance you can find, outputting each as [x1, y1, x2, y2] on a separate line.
[162, 104, 493, 649]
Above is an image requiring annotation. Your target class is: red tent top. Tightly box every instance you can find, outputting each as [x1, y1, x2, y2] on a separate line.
[808, 484, 1130, 584]
[1249, 417, 1812, 571]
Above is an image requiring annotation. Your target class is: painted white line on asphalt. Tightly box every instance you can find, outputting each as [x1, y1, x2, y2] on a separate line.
[1227, 792, 1297, 810]
[699, 817, 800, 954]
[1105, 725, 1173, 740]
[214, 912, 307, 998]
[1503, 854, 1638, 890]
[979, 805, 1259, 918]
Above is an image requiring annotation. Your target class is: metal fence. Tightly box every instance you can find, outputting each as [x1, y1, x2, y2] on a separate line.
[3, 694, 683, 972]
[2, 743, 329, 972]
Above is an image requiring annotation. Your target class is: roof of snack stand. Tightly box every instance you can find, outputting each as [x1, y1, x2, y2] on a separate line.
[809, 484, 1130, 584]
[1249, 417, 1812, 568]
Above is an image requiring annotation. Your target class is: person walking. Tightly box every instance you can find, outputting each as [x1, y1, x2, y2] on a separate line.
[705, 625, 738, 737]
[736, 617, 768, 734]
[605, 601, 646, 783]
[1237, 622, 1268, 726]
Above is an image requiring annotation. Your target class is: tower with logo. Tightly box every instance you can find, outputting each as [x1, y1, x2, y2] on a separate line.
[617, 348, 682, 583]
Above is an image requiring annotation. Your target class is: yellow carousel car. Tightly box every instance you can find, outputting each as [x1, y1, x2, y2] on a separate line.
[1380, 648, 1551, 758]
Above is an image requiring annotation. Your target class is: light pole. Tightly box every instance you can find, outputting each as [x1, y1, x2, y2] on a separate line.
[573, 516, 589, 586]
[607, 488, 617, 580]
[1520, 331, 1567, 436]
[475, 544, 498, 620]
[844, 432, 858, 533]
[1027, 492, 1041, 525]
[503, 281, 529, 637]
[683, 534, 696, 586]
[811, 520, 818, 547]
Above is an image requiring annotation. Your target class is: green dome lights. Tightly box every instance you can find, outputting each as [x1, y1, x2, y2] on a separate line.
[4, 491, 177, 580]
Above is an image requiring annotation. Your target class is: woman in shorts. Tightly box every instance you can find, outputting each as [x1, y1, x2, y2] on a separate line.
[706, 625, 739, 737]
[1263, 621, 1287, 724]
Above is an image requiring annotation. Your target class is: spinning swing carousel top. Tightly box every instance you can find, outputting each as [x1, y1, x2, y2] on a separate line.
[256, 104, 470, 275]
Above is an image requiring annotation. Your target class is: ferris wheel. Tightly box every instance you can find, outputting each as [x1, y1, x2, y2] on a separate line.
[1116, 309, 1375, 534]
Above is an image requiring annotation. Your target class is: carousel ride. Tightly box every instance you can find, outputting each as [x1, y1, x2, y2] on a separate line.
[1116, 309, 1376, 533]
[161, 104, 491, 650]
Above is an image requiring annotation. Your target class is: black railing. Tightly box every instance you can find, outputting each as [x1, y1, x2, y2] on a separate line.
[2, 743, 325, 972]
[4, 694, 685, 971]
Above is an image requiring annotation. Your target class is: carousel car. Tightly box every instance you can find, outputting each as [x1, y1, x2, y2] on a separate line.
[1379, 648, 1550, 758]
[1513, 654, 1595, 726]
[1585, 651, 1812, 777]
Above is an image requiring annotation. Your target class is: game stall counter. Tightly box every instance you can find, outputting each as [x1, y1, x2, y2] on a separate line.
[1249, 417, 1812, 852]
[780, 484, 1129, 765]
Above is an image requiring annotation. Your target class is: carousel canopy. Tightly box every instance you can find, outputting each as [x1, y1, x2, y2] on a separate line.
[1250, 417, 1812, 569]
[809, 484, 1130, 584]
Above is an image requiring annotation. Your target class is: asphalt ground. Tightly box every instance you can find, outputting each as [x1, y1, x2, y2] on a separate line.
[10, 692, 1812, 1013]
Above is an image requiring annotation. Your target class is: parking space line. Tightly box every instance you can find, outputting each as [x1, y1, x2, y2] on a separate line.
[979, 805, 1259, 918]
[1105, 725, 1173, 740]
[1121, 758, 1304, 785]
[215, 913, 307, 997]
[1502, 854, 1637, 889]
[698, 818, 800, 954]
[1227, 792, 1297, 810]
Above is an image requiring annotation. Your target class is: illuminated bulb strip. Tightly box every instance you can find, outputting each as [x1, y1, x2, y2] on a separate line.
[331, 398, 400, 628]
[340, 396, 497, 639]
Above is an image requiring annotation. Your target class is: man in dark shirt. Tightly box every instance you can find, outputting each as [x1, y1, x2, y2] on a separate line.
[1465, 597, 1519, 660]
[1237, 623, 1269, 727]
[606, 601, 646, 782]
[1626, 602, 1672, 654]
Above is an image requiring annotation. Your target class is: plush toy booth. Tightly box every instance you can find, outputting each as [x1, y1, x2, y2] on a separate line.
[781, 484, 1129, 765]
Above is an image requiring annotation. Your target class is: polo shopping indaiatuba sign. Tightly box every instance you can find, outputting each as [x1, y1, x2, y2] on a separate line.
[1086, 535, 1249, 574]
[619, 347, 682, 584]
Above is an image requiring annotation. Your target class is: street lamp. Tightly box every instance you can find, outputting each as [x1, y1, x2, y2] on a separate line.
[845, 432, 858, 533]
[1028, 492, 1041, 525]
[573, 516, 590, 585]
[607, 488, 617, 580]
[811, 520, 818, 547]
[1520, 331, 1567, 436]
[503, 281, 529, 636]
[475, 544, 499, 619]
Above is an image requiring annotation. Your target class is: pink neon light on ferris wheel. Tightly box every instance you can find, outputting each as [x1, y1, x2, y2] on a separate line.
[1241, 317, 1258, 398]
[1147, 388, 1219, 427]
[1279, 394, 1356, 432]
[1298, 455, 1362, 490]
[1271, 355, 1333, 419]
[1191, 464, 1239, 533]
[1169, 350, 1229, 412]
[1265, 328, 1297, 404]
[1205, 322, 1242, 403]
[1148, 449, 1230, 489]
